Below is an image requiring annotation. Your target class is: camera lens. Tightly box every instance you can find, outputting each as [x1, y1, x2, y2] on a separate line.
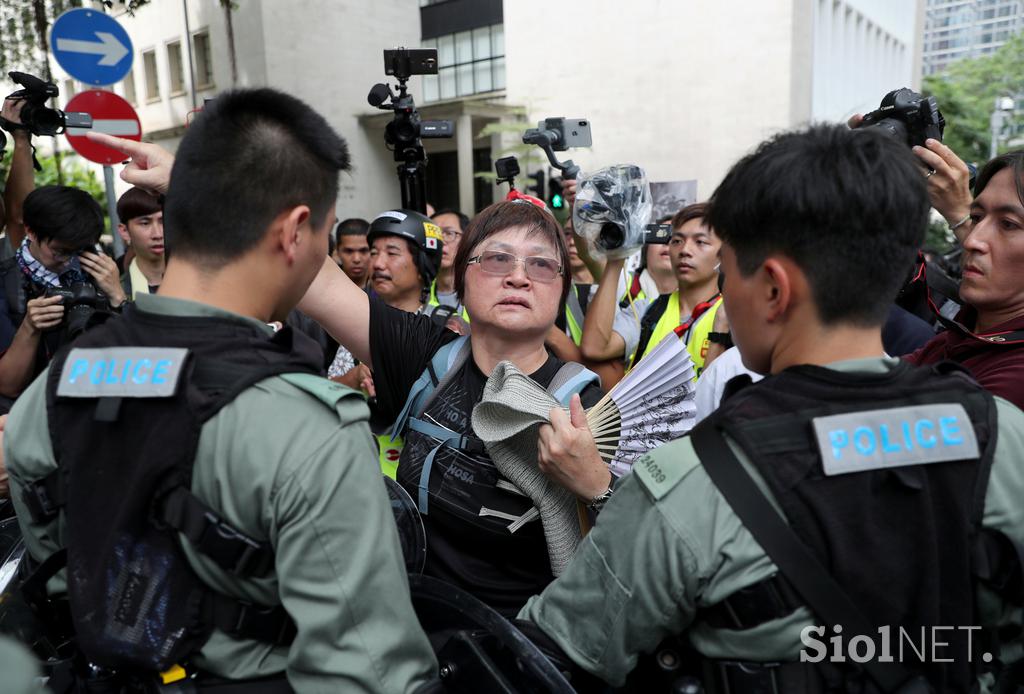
[598, 221, 625, 250]
[866, 118, 909, 147]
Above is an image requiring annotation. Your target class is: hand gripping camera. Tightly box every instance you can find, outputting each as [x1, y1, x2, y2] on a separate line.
[44, 280, 106, 341]
[859, 88, 945, 148]
[4, 72, 92, 137]
[573, 165, 657, 260]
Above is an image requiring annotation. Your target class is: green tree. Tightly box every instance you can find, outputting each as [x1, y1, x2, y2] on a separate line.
[923, 33, 1024, 165]
[0, 152, 109, 226]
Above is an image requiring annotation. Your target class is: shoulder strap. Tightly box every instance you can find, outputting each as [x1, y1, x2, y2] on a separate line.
[2, 259, 26, 322]
[391, 335, 470, 439]
[630, 293, 670, 370]
[547, 362, 600, 405]
[690, 420, 927, 693]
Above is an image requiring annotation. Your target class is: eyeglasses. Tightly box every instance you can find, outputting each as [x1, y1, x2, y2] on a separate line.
[46, 241, 79, 261]
[441, 228, 462, 242]
[467, 250, 563, 282]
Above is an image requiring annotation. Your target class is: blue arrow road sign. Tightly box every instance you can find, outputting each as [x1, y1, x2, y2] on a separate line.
[51, 8, 133, 86]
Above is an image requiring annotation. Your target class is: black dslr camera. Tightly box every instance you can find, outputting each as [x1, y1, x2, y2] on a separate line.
[368, 48, 453, 213]
[45, 280, 105, 340]
[860, 88, 945, 148]
[4, 72, 92, 137]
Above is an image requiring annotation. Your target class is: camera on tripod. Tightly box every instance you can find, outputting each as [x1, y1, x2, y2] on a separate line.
[368, 48, 453, 213]
[3, 72, 92, 137]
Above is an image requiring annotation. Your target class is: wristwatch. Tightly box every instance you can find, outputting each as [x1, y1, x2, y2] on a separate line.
[708, 331, 734, 348]
[587, 484, 615, 512]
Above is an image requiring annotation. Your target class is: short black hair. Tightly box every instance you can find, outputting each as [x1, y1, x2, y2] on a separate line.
[116, 186, 162, 224]
[974, 150, 1024, 204]
[164, 88, 350, 265]
[336, 217, 369, 238]
[24, 185, 103, 249]
[432, 208, 470, 231]
[708, 124, 930, 326]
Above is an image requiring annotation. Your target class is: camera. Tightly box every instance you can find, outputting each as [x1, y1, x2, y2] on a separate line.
[859, 88, 945, 148]
[573, 165, 653, 259]
[495, 156, 520, 184]
[522, 118, 592, 180]
[45, 279, 104, 340]
[644, 224, 671, 245]
[368, 48, 453, 213]
[4, 72, 92, 137]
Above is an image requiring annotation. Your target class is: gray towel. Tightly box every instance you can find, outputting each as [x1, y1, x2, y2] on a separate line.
[471, 361, 583, 576]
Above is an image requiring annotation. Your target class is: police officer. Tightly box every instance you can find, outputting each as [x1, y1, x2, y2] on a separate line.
[527, 125, 1024, 692]
[4, 90, 437, 692]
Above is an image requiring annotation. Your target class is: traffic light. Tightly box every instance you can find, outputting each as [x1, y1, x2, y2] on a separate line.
[548, 177, 564, 209]
[528, 170, 545, 199]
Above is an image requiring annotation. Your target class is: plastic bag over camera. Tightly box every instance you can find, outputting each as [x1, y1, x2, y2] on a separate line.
[572, 164, 652, 260]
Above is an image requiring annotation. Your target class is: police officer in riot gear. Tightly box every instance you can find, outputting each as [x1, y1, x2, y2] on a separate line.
[4, 89, 437, 692]
[524, 125, 1024, 692]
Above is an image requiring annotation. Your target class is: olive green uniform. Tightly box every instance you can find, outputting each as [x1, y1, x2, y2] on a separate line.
[520, 358, 1024, 689]
[5, 294, 438, 693]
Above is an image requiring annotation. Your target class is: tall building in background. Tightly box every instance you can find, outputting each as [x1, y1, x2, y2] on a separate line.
[48, 0, 924, 220]
[923, 0, 1024, 75]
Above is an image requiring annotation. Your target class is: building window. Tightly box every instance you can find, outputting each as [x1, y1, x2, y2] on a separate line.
[123, 70, 136, 104]
[143, 49, 160, 101]
[167, 40, 185, 95]
[422, 23, 505, 102]
[193, 31, 214, 89]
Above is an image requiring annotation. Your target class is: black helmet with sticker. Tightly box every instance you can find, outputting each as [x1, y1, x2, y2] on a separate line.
[366, 209, 444, 287]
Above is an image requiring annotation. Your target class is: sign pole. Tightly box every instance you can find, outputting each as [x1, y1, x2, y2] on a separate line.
[104, 165, 124, 258]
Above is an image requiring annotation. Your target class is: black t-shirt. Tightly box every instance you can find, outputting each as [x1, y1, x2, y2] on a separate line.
[369, 296, 603, 615]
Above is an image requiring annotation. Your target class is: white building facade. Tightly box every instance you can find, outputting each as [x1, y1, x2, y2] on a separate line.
[50, 0, 923, 220]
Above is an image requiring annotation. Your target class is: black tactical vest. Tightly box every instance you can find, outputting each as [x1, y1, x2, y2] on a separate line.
[700, 361, 999, 692]
[37, 303, 322, 673]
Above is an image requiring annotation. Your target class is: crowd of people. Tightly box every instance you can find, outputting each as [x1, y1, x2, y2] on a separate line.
[0, 81, 1021, 694]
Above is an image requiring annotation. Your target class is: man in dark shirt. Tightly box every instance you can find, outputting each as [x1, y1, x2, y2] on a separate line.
[905, 150, 1024, 410]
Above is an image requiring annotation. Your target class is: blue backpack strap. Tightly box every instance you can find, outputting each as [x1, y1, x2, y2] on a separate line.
[390, 336, 472, 515]
[390, 336, 469, 440]
[548, 362, 600, 406]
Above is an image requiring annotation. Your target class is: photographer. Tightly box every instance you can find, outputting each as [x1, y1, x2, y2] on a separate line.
[905, 147, 1024, 410]
[0, 186, 124, 400]
[850, 108, 1024, 409]
[580, 203, 723, 378]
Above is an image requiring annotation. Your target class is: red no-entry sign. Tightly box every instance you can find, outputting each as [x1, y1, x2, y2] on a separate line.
[65, 89, 141, 165]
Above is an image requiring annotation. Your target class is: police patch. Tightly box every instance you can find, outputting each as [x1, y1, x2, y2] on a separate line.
[57, 347, 188, 398]
[812, 403, 979, 476]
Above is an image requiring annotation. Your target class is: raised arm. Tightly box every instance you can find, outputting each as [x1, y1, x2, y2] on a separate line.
[580, 257, 628, 361]
[2, 99, 34, 249]
[297, 258, 371, 365]
[86, 132, 374, 363]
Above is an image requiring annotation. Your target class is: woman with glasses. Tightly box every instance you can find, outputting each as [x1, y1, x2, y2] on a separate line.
[300, 200, 609, 616]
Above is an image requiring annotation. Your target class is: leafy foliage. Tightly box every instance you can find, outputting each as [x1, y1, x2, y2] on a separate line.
[1, 152, 109, 224]
[0, 1, 148, 77]
[923, 33, 1024, 166]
